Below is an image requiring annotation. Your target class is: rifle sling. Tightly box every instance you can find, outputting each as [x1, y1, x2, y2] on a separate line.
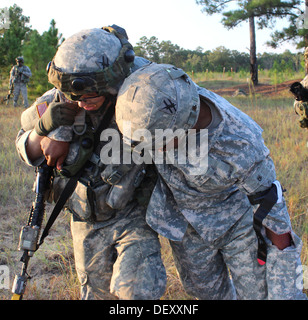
[38, 101, 115, 247]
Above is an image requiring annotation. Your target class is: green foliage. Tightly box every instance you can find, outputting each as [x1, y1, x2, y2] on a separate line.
[195, 0, 307, 48]
[0, 4, 30, 68]
[22, 19, 64, 95]
[134, 36, 304, 74]
[0, 3, 305, 100]
[258, 49, 303, 73]
[0, 5, 63, 97]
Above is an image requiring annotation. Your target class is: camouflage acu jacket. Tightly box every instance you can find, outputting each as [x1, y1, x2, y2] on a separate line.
[15, 57, 155, 224]
[9, 65, 32, 85]
[146, 86, 291, 243]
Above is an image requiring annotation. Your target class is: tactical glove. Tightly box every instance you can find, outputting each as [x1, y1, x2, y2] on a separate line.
[35, 101, 79, 136]
[294, 101, 308, 128]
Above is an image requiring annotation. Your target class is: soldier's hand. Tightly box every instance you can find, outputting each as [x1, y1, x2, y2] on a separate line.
[294, 101, 308, 128]
[40, 137, 69, 170]
[34, 101, 79, 136]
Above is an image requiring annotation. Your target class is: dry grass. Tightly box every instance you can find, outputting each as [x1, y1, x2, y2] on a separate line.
[0, 74, 307, 300]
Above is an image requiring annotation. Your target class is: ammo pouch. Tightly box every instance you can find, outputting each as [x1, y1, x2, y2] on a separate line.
[59, 112, 95, 178]
[67, 163, 146, 222]
[106, 163, 146, 209]
[69, 180, 115, 222]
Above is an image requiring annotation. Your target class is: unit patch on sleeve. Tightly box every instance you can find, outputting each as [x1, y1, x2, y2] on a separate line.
[36, 101, 48, 118]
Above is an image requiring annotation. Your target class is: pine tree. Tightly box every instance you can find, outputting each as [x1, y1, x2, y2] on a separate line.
[195, 0, 304, 85]
[22, 19, 64, 94]
[0, 4, 30, 67]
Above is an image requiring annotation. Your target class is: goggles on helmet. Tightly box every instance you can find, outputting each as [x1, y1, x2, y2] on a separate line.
[47, 26, 135, 100]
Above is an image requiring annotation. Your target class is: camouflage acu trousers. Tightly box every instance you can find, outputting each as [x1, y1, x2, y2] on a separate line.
[70, 204, 166, 300]
[169, 207, 307, 300]
[13, 83, 29, 108]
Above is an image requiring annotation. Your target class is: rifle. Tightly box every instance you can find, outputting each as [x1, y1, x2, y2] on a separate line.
[3, 85, 14, 105]
[290, 81, 308, 102]
[11, 162, 53, 300]
[11, 100, 116, 300]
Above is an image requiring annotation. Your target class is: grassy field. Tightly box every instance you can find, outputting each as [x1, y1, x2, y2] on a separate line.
[0, 72, 307, 300]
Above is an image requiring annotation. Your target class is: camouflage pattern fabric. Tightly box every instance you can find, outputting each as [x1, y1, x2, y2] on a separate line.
[9, 65, 32, 85]
[149, 87, 306, 299]
[48, 28, 135, 99]
[294, 101, 308, 128]
[169, 209, 266, 300]
[12, 83, 29, 108]
[15, 57, 166, 300]
[116, 63, 200, 141]
[70, 204, 166, 300]
[148, 87, 307, 299]
[294, 72, 308, 128]
[115, 65, 307, 300]
[9, 65, 32, 108]
[293, 74, 308, 128]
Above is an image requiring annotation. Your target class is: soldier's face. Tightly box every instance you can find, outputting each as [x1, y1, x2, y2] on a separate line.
[77, 93, 106, 111]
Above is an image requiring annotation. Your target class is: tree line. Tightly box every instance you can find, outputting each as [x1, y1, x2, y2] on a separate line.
[195, 0, 308, 85]
[135, 36, 303, 74]
[0, 4, 305, 96]
[0, 5, 63, 94]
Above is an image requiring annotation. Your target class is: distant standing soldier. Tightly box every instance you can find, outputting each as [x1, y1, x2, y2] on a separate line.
[9, 56, 32, 108]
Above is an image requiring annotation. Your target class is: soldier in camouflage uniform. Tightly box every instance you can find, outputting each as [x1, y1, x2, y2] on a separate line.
[293, 87, 308, 129]
[9, 56, 32, 108]
[115, 63, 307, 300]
[292, 47, 308, 129]
[15, 27, 166, 300]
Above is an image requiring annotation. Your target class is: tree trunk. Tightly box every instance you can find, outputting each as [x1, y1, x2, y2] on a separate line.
[249, 15, 258, 85]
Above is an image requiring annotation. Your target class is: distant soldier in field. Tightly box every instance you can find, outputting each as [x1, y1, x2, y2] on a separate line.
[9, 56, 32, 108]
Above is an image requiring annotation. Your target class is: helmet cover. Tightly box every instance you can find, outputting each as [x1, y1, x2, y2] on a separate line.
[116, 63, 200, 146]
[48, 27, 135, 99]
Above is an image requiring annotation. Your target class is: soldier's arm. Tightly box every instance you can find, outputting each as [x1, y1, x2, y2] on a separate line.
[21, 66, 32, 78]
[16, 88, 74, 168]
[16, 129, 70, 169]
[237, 155, 292, 249]
[26, 130, 44, 161]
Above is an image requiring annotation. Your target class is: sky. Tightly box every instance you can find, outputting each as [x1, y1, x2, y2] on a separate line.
[1, 0, 304, 54]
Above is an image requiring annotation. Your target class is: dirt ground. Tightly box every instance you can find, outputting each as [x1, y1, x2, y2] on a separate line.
[211, 79, 301, 98]
[0, 79, 301, 105]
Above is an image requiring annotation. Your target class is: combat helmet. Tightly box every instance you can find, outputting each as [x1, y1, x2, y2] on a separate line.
[47, 25, 135, 100]
[116, 63, 200, 147]
[16, 56, 24, 64]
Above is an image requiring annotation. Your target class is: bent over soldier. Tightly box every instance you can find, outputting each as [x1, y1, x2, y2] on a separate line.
[115, 63, 307, 300]
[9, 56, 32, 108]
[15, 27, 166, 300]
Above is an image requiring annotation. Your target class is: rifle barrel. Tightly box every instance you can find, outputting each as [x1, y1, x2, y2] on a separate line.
[11, 163, 53, 300]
